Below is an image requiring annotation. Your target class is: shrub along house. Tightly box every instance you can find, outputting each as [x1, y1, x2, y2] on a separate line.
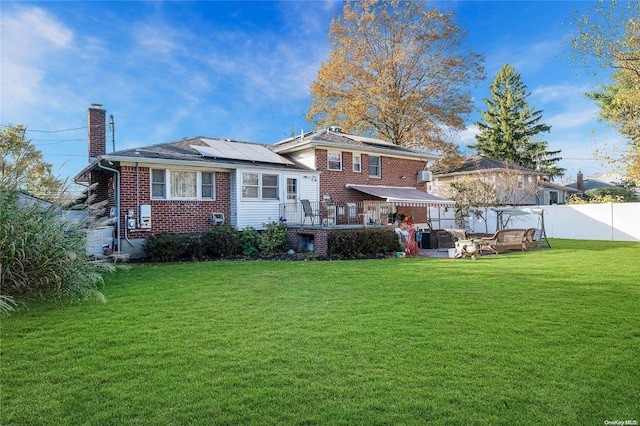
[74, 105, 454, 258]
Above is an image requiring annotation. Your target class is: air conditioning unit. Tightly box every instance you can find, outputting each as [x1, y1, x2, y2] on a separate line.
[210, 212, 225, 226]
[417, 171, 432, 183]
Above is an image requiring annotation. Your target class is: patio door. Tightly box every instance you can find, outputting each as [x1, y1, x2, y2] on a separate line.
[281, 176, 299, 222]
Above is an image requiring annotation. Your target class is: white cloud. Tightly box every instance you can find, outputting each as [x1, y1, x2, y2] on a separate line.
[532, 83, 591, 102]
[531, 83, 600, 131]
[458, 124, 479, 147]
[546, 107, 599, 130]
[1, 6, 74, 113]
[132, 22, 180, 56]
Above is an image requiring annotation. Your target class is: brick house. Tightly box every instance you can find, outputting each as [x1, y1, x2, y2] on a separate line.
[75, 105, 321, 257]
[272, 127, 453, 225]
[74, 106, 453, 257]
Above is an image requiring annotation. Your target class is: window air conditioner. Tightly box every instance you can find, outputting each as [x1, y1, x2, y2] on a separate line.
[417, 171, 432, 183]
[210, 213, 225, 226]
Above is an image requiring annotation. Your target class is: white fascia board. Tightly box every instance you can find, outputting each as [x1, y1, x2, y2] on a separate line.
[74, 154, 318, 182]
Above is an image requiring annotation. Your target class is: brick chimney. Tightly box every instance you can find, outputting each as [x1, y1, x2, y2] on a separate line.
[88, 104, 106, 162]
[577, 170, 584, 191]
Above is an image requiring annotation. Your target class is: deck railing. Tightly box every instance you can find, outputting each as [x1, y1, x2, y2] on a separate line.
[279, 200, 398, 227]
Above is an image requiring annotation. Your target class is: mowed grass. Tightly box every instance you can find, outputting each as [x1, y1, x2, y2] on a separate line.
[1, 240, 639, 425]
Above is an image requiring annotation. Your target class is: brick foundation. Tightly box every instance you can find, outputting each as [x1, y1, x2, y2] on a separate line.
[286, 228, 330, 257]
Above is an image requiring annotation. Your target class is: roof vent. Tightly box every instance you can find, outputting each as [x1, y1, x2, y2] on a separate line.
[328, 125, 342, 133]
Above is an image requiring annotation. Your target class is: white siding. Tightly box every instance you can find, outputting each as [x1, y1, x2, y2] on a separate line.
[287, 149, 316, 169]
[230, 172, 238, 228]
[298, 174, 319, 201]
[233, 168, 319, 230]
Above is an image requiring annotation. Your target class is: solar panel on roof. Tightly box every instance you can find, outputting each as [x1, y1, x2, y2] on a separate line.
[191, 139, 293, 165]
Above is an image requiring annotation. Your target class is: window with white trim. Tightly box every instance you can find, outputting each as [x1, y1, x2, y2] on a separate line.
[242, 173, 259, 199]
[353, 154, 361, 172]
[171, 171, 197, 198]
[328, 151, 342, 170]
[151, 169, 166, 199]
[150, 169, 216, 200]
[517, 175, 524, 189]
[262, 174, 279, 199]
[241, 172, 280, 200]
[201, 172, 215, 199]
[368, 155, 381, 177]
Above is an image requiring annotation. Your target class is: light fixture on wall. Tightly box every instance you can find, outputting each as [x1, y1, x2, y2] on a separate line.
[400, 175, 406, 179]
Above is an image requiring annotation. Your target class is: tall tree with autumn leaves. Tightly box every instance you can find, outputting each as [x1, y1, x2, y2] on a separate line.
[1, 124, 66, 200]
[306, 0, 484, 157]
[568, 0, 640, 184]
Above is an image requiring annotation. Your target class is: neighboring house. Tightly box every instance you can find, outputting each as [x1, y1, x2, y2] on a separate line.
[428, 155, 577, 205]
[538, 181, 580, 205]
[564, 171, 631, 194]
[16, 191, 53, 211]
[74, 106, 454, 257]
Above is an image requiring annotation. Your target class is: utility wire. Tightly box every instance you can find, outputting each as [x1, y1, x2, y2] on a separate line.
[32, 139, 87, 144]
[0, 124, 88, 133]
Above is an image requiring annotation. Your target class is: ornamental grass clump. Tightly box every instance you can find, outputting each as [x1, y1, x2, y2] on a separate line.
[0, 186, 123, 315]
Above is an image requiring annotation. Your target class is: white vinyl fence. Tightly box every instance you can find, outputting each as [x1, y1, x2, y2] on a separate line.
[433, 203, 640, 242]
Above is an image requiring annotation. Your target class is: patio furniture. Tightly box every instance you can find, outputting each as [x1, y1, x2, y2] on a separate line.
[445, 228, 470, 241]
[524, 228, 537, 250]
[480, 228, 527, 253]
[301, 199, 317, 225]
[435, 229, 455, 249]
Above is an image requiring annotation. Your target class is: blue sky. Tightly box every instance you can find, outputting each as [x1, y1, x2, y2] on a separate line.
[1, 1, 621, 187]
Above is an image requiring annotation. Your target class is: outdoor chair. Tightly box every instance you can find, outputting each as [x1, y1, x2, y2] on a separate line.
[301, 199, 317, 225]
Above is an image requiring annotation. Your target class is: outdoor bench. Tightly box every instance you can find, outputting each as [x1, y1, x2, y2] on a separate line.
[481, 228, 527, 253]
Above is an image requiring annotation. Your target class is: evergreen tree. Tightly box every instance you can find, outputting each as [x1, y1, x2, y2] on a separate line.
[471, 64, 563, 180]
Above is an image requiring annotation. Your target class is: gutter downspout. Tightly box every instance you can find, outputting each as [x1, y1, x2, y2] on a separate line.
[136, 163, 140, 228]
[97, 162, 125, 249]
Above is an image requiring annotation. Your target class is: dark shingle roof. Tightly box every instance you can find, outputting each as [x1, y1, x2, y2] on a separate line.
[431, 155, 541, 176]
[273, 129, 439, 160]
[103, 137, 312, 170]
[540, 181, 579, 193]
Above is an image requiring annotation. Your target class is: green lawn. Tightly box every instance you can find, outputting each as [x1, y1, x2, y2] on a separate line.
[2, 239, 639, 425]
